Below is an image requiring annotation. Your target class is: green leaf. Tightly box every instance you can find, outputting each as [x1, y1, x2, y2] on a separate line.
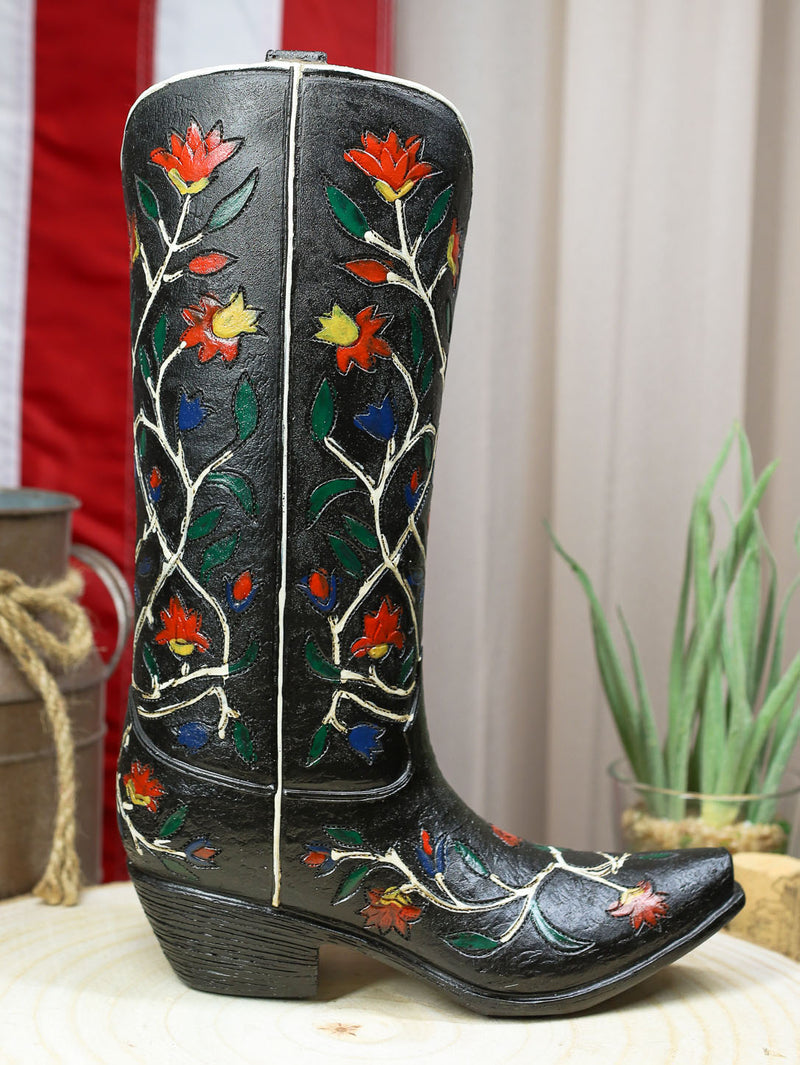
[445, 932, 500, 953]
[420, 357, 434, 395]
[229, 640, 258, 674]
[137, 345, 151, 381]
[343, 514, 378, 551]
[423, 186, 452, 234]
[328, 534, 362, 576]
[234, 375, 258, 441]
[305, 638, 341, 681]
[444, 300, 452, 339]
[137, 426, 147, 458]
[333, 864, 371, 903]
[200, 532, 238, 583]
[452, 840, 488, 876]
[153, 313, 168, 363]
[187, 506, 223, 541]
[308, 477, 360, 521]
[311, 378, 335, 440]
[232, 719, 257, 763]
[137, 178, 160, 221]
[306, 724, 329, 767]
[410, 309, 424, 367]
[326, 185, 369, 239]
[207, 168, 259, 231]
[159, 855, 198, 880]
[399, 647, 417, 685]
[326, 827, 364, 847]
[207, 471, 258, 517]
[423, 434, 433, 468]
[142, 643, 159, 681]
[530, 899, 592, 953]
[158, 805, 188, 838]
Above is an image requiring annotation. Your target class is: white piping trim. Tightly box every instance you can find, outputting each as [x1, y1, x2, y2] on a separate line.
[121, 60, 472, 161]
[271, 61, 301, 909]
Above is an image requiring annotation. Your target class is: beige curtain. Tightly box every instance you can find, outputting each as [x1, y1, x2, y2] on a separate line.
[395, 0, 800, 853]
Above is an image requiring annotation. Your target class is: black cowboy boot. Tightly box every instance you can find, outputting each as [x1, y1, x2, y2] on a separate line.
[118, 52, 743, 1016]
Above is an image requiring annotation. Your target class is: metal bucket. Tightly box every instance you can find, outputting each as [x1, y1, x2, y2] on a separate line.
[0, 489, 132, 898]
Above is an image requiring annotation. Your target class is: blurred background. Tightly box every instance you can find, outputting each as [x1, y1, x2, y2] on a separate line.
[2, 0, 799, 877]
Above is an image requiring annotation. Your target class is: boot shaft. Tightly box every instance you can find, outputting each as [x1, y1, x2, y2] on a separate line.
[123, 57, 472, 795]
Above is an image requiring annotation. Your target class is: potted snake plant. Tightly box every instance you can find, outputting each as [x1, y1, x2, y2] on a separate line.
[548, 424, 800, 854]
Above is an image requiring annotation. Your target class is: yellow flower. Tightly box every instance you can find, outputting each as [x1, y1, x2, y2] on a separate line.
[211, 292, 259, 339]
[315, 304, 360, 347]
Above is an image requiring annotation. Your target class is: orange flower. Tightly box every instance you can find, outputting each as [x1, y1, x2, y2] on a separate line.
[608, 881, 669, 932]
[150, 120, 240, 195]
[180, 291, 260, 363]
[351, 598, 405, 660]
[154, 596, 210, 657]
[315, 304, 392, 374]
[123, 761, 165, 813]
[345, 130, 434, 202]
[446, 218, 460, 284]
[360, 886, 422, 937]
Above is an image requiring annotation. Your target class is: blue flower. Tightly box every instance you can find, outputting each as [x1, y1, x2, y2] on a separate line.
[347, 723, 385, 764]
[177, 721, 209, 751]
[184, 839, 219, 866]
[178, 393, 207, 431]
[302, 842, 336, 874]
[405, 468, 423, 510]
[225, 570, 256, 612]
[354, 396, 396, 441]
[417, 828, 447, 876]
[298, 568, 338, 613]
[137, 556, 153, 576]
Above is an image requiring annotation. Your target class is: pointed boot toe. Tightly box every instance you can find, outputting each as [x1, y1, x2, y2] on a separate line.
[118, 54, 743, 1017]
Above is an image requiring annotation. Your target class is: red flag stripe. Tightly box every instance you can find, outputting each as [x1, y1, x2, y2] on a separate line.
[282, 0, 393, 73]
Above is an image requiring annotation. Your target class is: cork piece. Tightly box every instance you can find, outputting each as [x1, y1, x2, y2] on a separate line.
[726, 852, 800, 961]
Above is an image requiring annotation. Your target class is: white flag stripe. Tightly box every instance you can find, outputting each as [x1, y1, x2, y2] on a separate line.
[154, 0, 284, 85]
[0, 0, 35, 487]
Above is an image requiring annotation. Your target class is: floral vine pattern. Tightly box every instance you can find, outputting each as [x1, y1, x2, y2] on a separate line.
[303, 826, 671, 954]
[301, 129, 462, 768]
[117, 725, 220, 875]
[128, 118, 263, 765]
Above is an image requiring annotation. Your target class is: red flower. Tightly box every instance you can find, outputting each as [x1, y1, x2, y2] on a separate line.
[492, 825, 522, 847]
[360, 886, 422, 937]
[345, 130, 435, 202]
[127, 214, 140, 264]
[154, 596, 211, 657]
[447, 218, 461, 284]
[345, 260, 391, 284]
[180, 291, 260, 363]
[150, 120, 240, 195]
[351, 598, 405, 660]
[315, 304, 392, 374]
[608, 881, 669, 932]
[123, 761, 165, 813]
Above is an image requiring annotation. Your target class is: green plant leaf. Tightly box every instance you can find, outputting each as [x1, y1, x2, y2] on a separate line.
[530, 899, 592, 953]
[306, 724, 329, 767]
[233, 719, 257, 764]
[444, 300, 452, 339]
[158, 806, 188, 838]
[137, 426, 147, 458]
[452, 840, 488, 876]
[229, 640, 258, 674]
[420, 357, 434, 395]
[311, 378, 335, 441]
[423, 186, 452, 234]
[207, 471, 258, 517]
[399, 647, 417, 685]
[423, 434, 434, 468]
[305, 638, 341, 681]
[326, 827, 364, 847]
[333, 864, 371, 903]
[159, 855, 198, 880]
[153, 312, 168, 362]
[410, 309, 424, 366]
[326, 186, 368, 239]
[137, 345, 151, 381]
[343, 514, 378, 551]
[187, 506, 222, 541]
[142, 643, 159, 681]
[137, 178, 159, 221]
[234, 375, 258, 441]
[308, 477, 360, 521]
[445, 932, 500, 953]
[618, 609, 665, 802]
[200, 532, 238, 582]
[207, 168, 259, 231]
[328, 534, 362, 576]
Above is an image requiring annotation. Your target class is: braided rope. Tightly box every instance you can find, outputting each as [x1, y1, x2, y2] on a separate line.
[0, 568, 94, 905]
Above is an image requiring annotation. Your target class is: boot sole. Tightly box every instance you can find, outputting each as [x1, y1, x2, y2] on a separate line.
[130, 867, 745, 1017]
